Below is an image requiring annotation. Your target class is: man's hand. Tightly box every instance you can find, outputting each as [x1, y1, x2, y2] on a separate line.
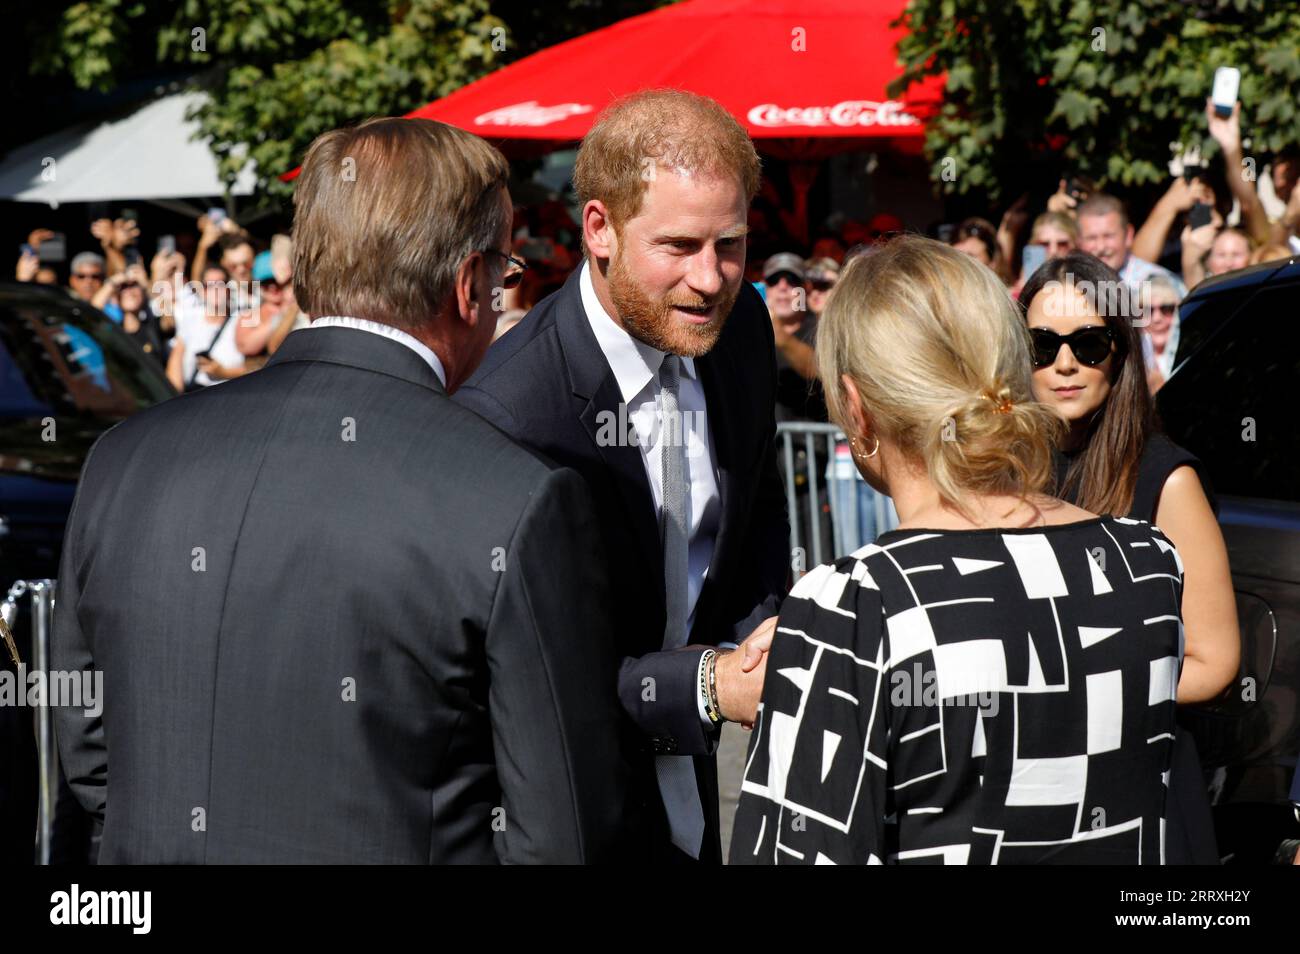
[93, 218, 138, 252]
[197, 214, 223, 248]
[714, 616, 779, 727]
[1046, 179, 1079, 215]
[714, 649, 765, 727]
[1206, 99, 1241, 156]
[1161, 176, 1200, 214]
[1182, 222, 1217, 259]
[151, 249, 185, 284]
[16, 248, 39, 282]
[114, 218, 140, 250]
[26, 228, 55, 250]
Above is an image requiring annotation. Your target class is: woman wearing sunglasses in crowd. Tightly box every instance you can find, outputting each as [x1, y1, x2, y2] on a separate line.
[1020, 252, 1240, 864]
[1140, 274, 1182, 393]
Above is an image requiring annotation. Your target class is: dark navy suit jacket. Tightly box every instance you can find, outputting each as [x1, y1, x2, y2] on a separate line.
[455, 268, 789, 861]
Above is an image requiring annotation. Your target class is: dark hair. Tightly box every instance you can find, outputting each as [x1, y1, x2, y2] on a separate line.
[951, 217, 998, 261]
[217, 233, 253, 255]
[1019, 252, 1154, 515]
[202, 263, 231, 282]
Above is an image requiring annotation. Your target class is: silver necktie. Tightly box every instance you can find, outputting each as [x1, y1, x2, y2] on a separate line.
[654, 354, 705, 857]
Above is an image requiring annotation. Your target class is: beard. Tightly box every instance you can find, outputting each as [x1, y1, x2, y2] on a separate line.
[607, 251, 738, 358]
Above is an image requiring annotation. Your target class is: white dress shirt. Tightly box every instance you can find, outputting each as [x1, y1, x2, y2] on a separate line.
[309, 315, 447, 388]
[579, 262, 722, 643]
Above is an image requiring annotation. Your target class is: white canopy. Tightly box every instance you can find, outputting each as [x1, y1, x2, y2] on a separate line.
[0, 89, 256, 206]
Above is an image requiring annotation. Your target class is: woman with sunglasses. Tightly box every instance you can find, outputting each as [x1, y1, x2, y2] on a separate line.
[1020, 252, 1239, 864]
[1140, 274, 1182, 393]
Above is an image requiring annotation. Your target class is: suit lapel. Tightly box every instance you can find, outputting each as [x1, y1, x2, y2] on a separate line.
[691, 341, 742, 640]
[556, 273, 666, 613]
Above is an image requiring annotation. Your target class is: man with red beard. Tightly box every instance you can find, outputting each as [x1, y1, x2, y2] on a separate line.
[455, 89, 789, 864]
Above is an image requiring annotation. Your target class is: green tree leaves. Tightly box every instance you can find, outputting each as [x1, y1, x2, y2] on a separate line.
[890, 0, 1300, 202]
[33, 0, 505, 201]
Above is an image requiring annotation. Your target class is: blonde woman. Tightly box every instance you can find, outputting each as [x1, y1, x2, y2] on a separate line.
[731, 236, 1187, 865]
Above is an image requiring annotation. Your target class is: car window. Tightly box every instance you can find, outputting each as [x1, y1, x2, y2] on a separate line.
[0, 292, 172, 421]
[1159, 283, 1300, 503]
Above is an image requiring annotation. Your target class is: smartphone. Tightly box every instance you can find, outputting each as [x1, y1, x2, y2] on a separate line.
[1188, 202, 1213, 229]
[1212, 67, 1240, 119]
[38, 233, 66, 263]
[120, 207, 138, 224]
[19, 244, 33, 258]
[207, 207, 227, 226]
[158, 235, 176, 256]
[124, 247, 142, 267]
[1021, 243, 1048, 277]
[1066, 176, 1087, 200]
[1182, 164, 1207, 184]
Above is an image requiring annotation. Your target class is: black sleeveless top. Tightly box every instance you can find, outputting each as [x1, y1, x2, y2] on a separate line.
[1053, 432, 1216, 521]
[1054, 432, 1222, 865]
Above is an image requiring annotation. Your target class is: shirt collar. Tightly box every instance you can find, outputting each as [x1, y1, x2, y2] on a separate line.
[309, 316, 446, 388]
[579, 260, 698, 405]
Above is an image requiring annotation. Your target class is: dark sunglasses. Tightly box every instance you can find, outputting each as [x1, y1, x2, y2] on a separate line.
[73, 272, 104, 281]
[1030, 326, 1115, 367]
[765, 271, 803, 288]
[481, 249, 528, 289]
[809, 278, 835, 292]
[1146, 302, 1177, 317]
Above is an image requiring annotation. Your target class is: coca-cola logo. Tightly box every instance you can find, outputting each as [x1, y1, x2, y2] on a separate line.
[746, 100, 921, 129]
[474, 101, 594, 127]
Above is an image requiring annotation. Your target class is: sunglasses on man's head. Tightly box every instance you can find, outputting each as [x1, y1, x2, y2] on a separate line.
[765, 271, 803, 288]
[1030, 326, 1115, 367]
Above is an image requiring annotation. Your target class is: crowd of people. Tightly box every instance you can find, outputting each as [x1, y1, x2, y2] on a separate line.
[15, 100, 1295, 409]
[15, 214, 308, 393]
[11, 86, 1296, 865]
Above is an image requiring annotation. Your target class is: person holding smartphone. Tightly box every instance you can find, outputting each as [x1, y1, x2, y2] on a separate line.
[166, 264, 247, 391]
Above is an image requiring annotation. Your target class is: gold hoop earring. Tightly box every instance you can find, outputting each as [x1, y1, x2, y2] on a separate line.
[850, 434, 879, 461]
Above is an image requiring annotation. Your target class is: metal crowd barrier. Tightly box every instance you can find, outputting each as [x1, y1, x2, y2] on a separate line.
[3, 579, 58, 864]
[776, 421, 897, 575]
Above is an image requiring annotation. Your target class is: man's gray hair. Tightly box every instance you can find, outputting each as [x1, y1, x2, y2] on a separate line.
[70, 252, 105, 271]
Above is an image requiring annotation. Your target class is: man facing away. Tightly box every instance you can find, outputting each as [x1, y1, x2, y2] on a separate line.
[51, 117, 627, 863]
[455, 90, 790, 864]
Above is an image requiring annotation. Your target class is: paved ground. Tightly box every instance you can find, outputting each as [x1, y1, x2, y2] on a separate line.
[716, 722, 750, 863]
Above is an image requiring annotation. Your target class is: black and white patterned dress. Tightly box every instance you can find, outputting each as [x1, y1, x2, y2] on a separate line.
[730, 516, 1185, 865]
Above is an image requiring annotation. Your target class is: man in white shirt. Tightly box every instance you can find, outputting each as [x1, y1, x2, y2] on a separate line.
[456, 90, 789, 863]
